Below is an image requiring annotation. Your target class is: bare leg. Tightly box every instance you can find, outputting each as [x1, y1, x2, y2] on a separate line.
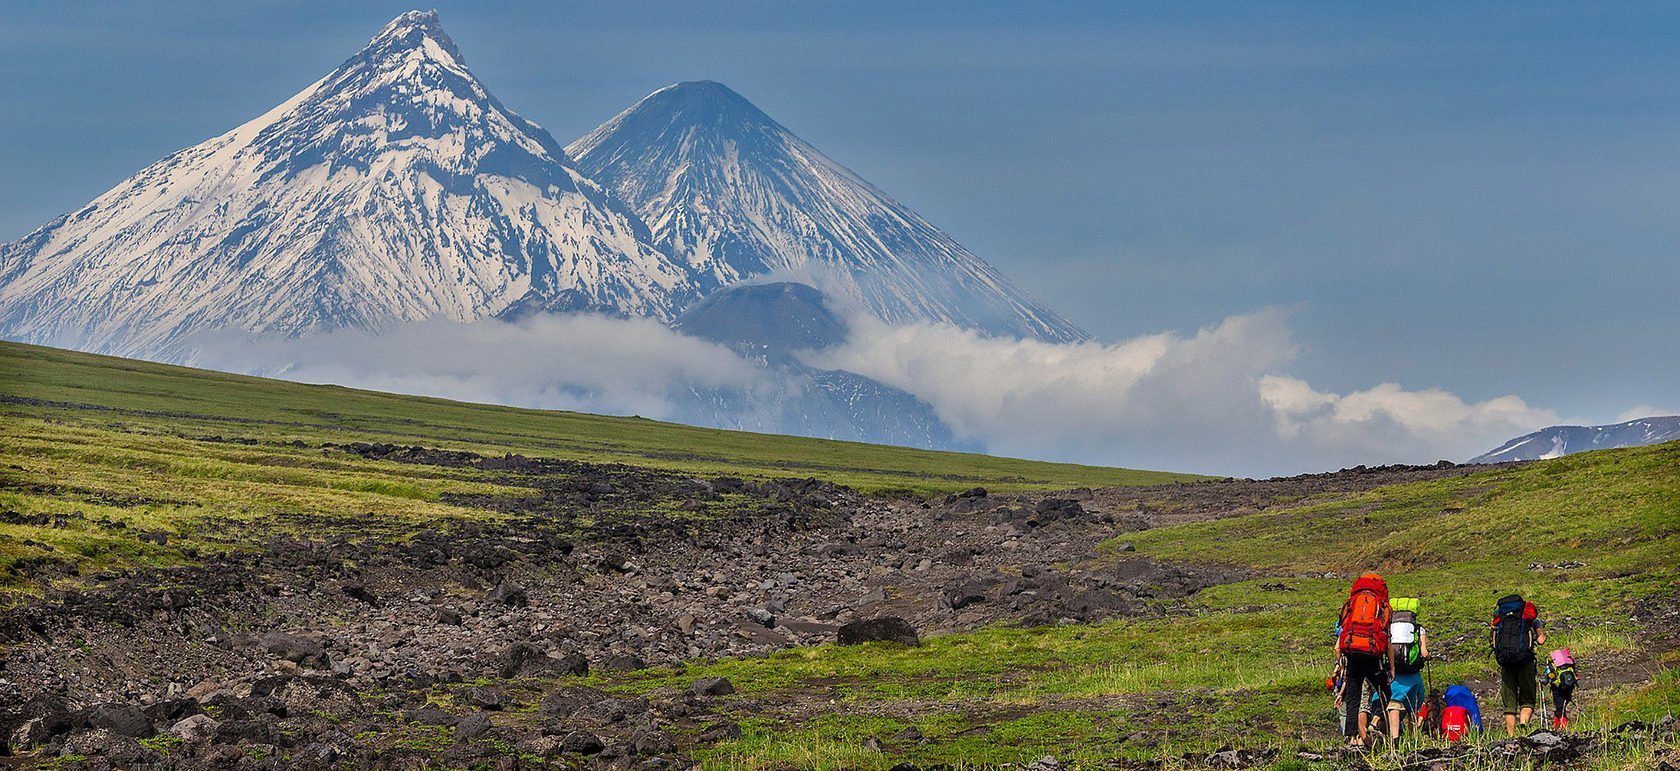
[1388, 706, 1403, 739]
[1505, 712, 1517, 737]
[1519, 706, 1532, 730]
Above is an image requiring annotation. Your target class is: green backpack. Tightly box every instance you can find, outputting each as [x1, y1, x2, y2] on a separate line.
[1389, 597, 1425, 674]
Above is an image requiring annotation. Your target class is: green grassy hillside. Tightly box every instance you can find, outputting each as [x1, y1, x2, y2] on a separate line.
[0, 340, 1199, 495]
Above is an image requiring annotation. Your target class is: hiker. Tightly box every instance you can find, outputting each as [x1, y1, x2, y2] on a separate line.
[1440, 684, 1484, 741]
[1491, 593, 1547, 736]
[1386, 597, 1429, 738]
[1545, 648, 1578, 729]
[1336, 573, 1392, 748]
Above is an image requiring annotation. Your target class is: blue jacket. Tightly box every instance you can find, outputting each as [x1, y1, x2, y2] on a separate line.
[1443, 685, 1483, 729]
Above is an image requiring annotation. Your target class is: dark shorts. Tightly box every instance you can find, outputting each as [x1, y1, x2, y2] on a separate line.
[1501, 656, 1538, 713]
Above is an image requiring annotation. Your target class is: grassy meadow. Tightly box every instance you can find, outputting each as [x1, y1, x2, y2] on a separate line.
[571, 442, 1680, 769]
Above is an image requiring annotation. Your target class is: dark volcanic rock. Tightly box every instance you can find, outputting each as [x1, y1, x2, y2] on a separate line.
[455, 711, 493, 740]
[487, 582, 529, 607]
[698, 721, 743, 743]
[259, 631, 328, 667]
[837, 616, 920, 646]
[457, 686, 506, 711]
[540, 686, 612, 717]
[406, 707, 457, 727]
[563, 729, 605, 754]
[942, 580, 990, 610]
[688, 677, 736, 698]
[80, 702, 154, 738]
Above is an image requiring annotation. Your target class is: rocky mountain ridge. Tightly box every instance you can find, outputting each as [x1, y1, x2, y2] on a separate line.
[1469, 415, 1680, 463]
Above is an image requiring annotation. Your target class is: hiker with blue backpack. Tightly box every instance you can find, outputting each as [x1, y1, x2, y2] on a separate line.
[1385, 597, 1429, 739]
[1492, 593, 1547, 736]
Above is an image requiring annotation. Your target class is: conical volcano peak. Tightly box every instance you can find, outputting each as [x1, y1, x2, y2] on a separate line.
[569, 80, 1091, 343]
[576, 81, 788, 150]
[644, 81, 776, 126]
[360, 9, 464, 67]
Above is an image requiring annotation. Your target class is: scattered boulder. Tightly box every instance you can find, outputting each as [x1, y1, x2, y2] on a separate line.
[499, 641, 581, 678]
[455, 712, 493, 740]
[562, 729, 605, 755]
[487, 582, 529, 607]
[837, 617, 920, 647]
[341, 581, 380, 605]
[687, 677, 735, 698]
[631, 726, 674, 755]
[259, 631, 328, 668]
[81, 702, 154, 738]
[168, 713, 219, 743]
[457, 686, 506, 711]
[62, 728, 158, 765]
[1033, 498, 1086, 524]
[698, 721, 743, 743]
[406, 707, 457, 727]
[942, 580, 990, 610]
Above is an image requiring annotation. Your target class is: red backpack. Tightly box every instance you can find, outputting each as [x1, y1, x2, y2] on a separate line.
[1338, 573, 1391, 655]
[1442, 706, 1472, 741]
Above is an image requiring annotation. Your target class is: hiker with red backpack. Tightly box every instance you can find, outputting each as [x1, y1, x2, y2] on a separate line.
[1491, 593, 1547, 736]
[1335, 573, 1392, 748]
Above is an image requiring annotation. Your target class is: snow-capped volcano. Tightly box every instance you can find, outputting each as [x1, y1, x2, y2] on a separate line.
[0, 10, 695, 359]
[568, 81, 1089, 343]
[1469, 415, 1680, 464]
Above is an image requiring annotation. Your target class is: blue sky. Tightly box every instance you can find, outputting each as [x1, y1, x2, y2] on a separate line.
[3, 1, 1677, 435]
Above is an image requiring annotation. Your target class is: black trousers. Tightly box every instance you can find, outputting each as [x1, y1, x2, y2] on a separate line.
[1552, 684, 1574, 716]
[1342, 651, 1389, 737]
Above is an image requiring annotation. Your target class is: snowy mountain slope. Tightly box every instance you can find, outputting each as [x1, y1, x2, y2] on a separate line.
[568, 81, 1088, 343]
[1469, 416, 1680, 463]
[0, 11, 696, 359]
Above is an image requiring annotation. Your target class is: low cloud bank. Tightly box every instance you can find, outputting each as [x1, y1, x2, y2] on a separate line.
[187, 314, 793, 428]
[807, 308, 1561, 475]
[185, 308, 1563, 478]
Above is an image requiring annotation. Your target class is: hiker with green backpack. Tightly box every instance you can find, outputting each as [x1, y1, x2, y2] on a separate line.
[1492, 593, 1547, 736]
[1385, 597, 1429, 739]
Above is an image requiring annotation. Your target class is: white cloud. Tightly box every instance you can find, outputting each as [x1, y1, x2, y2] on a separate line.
[186, 314, 793, 426]
[1616, 405, 1680, 423]
[180, 306, 1565, 478]
[808, 308, 1559, 476]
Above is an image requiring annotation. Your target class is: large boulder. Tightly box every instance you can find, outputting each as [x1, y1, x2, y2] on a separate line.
[168, 714, 219, 743]
[687, 677, 736, 698]
[258, 631, 329, 668]
[80, 703, 154, 738]
[837, 617, 920, 647]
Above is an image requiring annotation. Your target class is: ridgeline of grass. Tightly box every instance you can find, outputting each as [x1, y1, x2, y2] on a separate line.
[0, 340, 1202, 496]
